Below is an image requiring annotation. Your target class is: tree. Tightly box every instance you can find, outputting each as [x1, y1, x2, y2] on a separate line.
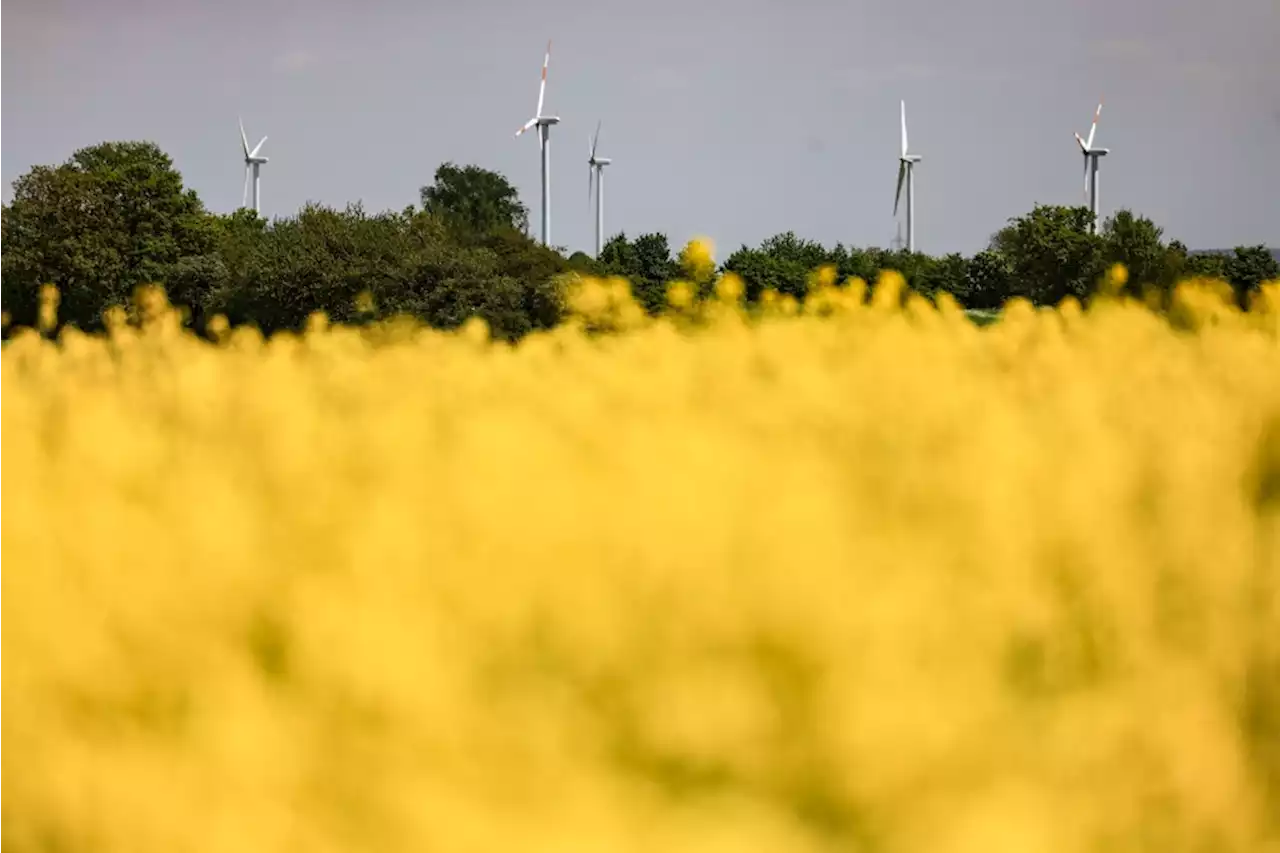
[600, 232, 679, 313]
[990, 205, 1105, 305]
[918, 253, 970, 300]
[566, 251, 601, 275]
[463, 226, 567, 333]
[1224, 246, 1280, 302]
[1, 141, 218, 331]
[1101, 210, 1167, 294]
[633, 234, 680, 289]
[420, 163, 529, 237]
[722, 232, 827, 304]
[834, 246, 881, 287]
[1176, 247, 1229, 282]
[1153, 240, 1230, 295]
[962, 249, 1012, 310]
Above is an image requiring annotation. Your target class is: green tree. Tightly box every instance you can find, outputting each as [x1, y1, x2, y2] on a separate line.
[917, 253, 970, 300]
[600, 232, 678, 313]
[723, 232, 827, 304]
[990, 205, 1105, 305]
[834, 246, 880, 286]
[566, 251, 601, 275]
[1101, 210, 1167, 293]
[1225, 246, 1280, 302]
[205, 203, 564, 340]
[420, 163, 529, 237]
[1185, 253, 1229, 281]
[962, 249, 1012, 310]
[1, 141, 218, 331]
[1154, 240, 1231, 294]
[463, 226, 567, 333]
[598, 234, 637, 274]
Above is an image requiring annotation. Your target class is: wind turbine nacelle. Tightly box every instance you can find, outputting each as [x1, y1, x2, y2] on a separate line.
[247, 156, 269, 165]
[901, 155, 922, 164]
[1091, 148, 1110, 156]
[537, 115, 561, 126]
[592, 157, 612, 166]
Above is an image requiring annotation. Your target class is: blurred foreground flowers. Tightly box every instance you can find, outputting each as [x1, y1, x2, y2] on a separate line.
[4, 272, 1280, 853]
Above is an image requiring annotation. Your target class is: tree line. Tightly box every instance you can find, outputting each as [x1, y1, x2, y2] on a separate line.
[3, 140, 1276, 339]
[583, 213, 1277, 315]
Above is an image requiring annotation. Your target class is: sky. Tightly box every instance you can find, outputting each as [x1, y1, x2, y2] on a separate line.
[3, 0, 1278, 258]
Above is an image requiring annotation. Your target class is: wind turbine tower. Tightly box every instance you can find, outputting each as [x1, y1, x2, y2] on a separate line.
[516, 41, 560, 247]
[240, 118, 268, 215]
[1074, 98, 1108, 235]
[894, 101, 922, 252]
[587, 121, 612, 258]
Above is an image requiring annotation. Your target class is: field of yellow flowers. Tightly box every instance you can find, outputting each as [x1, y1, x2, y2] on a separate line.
[5, 266, 1280, 853]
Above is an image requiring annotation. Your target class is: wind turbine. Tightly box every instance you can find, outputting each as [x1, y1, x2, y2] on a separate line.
[515, 40, 560, 247]
[893, 100, 922, 252]
[587, 121, 612, 258]
[1074, 98, 1108, 235]
[240, 118, 268, 215]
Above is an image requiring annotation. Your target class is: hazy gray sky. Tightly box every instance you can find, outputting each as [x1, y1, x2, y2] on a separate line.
[4, 0, 1278, 256]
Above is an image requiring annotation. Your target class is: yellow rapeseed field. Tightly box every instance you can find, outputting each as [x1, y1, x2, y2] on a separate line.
[4, 263, 1280, 853]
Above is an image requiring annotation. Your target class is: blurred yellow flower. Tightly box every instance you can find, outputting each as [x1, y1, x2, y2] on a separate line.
[872, 269, 906, 310]
[1100, 262, 1130, 297]
[3, 271, 1278, 853]
[37, 283, 60, 333]
[461, 315, 490, 344]
[679, 236, 717, 283]
[715, 272, 745, 305]
[567, 277, 611, 320]
[667, 279, 694, 310]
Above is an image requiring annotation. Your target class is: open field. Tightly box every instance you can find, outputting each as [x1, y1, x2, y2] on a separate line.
[5, 276, 1280, 853]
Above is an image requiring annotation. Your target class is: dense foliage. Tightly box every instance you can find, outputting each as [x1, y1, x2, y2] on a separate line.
[3, 140, 1276, 337]
[2, 144, 568, 341]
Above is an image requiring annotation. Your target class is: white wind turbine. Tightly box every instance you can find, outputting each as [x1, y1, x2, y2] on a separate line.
[240, 117, 268, 215]
[890, 221, 905, 252]
[587, 121, 612, 258]
[1074, 97, 1108, 235]
[894, 100, 922, 252]
[515, 40, 560, 246]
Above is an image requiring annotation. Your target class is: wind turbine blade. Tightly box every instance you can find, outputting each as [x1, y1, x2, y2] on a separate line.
[1083, 156, 1090, 199]
[250, 136, 267, 157]
[516, 117, 538, 137]
[588, 164, 594, 209]
[900, 100, 908, 157]
[1075, 131, 1088, 152]
[591, 120, 601, 159]
[536, 40, 550, 117]
[894, 161, 906, 217]
[243, 166, 250, 207]
[240, 117, 250, 158]
[1086, 97, 1102, 149]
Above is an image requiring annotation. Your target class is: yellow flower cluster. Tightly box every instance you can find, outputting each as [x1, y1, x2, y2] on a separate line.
[4, 269, 1280, 853]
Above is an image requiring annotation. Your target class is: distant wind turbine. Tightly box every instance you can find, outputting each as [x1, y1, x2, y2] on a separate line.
[515, 40, 560, 246]
[240, 117, 268, 215]
[587, 121, 612, 258]
[894, 100, 922, 252]
[1074, 97, 1108, 235]
[890, 221, 905, 252]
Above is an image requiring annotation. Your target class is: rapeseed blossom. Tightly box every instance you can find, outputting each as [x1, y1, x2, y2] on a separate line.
[4, 265, 1280, 853]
